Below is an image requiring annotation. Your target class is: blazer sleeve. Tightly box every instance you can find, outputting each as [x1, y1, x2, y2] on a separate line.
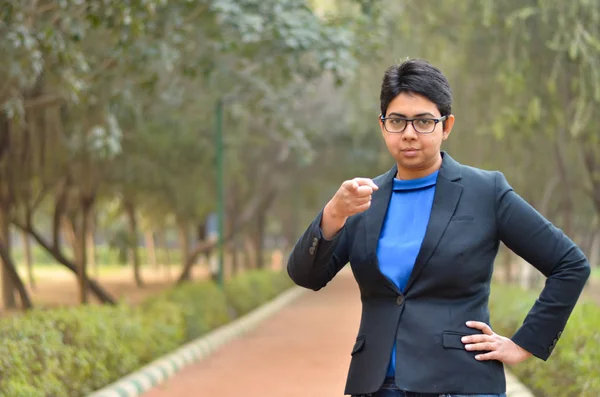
[287, 209, 350, 291]
[495, 172, 591, 360]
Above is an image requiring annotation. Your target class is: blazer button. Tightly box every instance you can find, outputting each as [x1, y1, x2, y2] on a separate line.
[396, 296, 404, 305]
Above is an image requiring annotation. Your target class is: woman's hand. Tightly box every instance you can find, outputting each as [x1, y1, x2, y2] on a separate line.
[329, 178, 379, 218]
[321, 178, 378, 239]
[461, 321, 532, 365]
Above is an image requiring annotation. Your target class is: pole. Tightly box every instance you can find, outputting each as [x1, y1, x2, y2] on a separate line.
[215, 99, 225, 288]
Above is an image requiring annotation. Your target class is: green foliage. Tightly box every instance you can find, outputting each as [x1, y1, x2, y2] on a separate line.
[489, 283, 600, 397]
[0, 305, 153, 396]
[224, 268, 294, 316]
[142, 281, 231, 341]
[0, 269, 293, 396]
[1, 0, 379, 293]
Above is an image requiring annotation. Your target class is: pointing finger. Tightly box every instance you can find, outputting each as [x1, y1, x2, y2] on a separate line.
[353, 178, 379, 191]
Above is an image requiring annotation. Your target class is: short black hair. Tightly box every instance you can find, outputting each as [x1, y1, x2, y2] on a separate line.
[380, 59, 452, 118]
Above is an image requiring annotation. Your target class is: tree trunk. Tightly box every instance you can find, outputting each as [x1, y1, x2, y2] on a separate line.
[284, 193, 299, 257]
[161, 232, 172, 280]
[231, 238, 240, 276]
[144, 230, 158, 269]
[0, 205, 17, 309]
[21, 229, 35, 290]
[87, 213, 97, 278]
[0, 238, 32, 309]
[77, 200, 93, 304]
[254, 210, 266, 269]
[125, 201, 143, 287]
[253, 193, 277, 269]
[553, 139, 574, 237]
[63, 214, 87, 303]
[196, 218, 212, 277]
[62, 216, 79, 262]
[502, 245, 514, 284]
[518, 256, 533, 290]
[178, 220, 190, 280]
[590, 229, 600, 269]
[244, 235, 255, 269]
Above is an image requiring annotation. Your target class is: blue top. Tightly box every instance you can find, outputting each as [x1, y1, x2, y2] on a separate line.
[377, 170, 439, 376]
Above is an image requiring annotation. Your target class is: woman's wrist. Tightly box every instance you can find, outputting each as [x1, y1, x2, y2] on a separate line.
[321, 200, 347, 240]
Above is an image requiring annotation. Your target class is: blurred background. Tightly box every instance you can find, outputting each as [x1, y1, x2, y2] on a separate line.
[1, 0, 599, 396]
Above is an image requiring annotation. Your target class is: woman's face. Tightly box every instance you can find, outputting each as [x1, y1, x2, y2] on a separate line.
[379, 92, 455, 179]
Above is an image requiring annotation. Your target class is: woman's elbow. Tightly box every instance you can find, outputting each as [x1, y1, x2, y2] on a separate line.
[562, 251, 592, 287]
[287, 258, 325, 291]
[579, 259, 592, 283]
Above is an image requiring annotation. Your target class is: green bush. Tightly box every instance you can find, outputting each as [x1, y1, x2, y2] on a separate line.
[224, 269, 292, 316]
[142, 280, 231, 341]
[489, 283, 600, 397]
[0, 269, 293, 397]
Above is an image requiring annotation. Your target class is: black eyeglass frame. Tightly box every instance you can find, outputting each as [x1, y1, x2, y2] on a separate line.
[380, 115, 448, 134]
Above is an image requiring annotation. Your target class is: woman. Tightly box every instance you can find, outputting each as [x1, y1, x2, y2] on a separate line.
[287, 59, 590, 397]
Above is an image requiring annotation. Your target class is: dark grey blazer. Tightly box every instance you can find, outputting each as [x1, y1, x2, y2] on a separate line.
[287, 152, 590, 396]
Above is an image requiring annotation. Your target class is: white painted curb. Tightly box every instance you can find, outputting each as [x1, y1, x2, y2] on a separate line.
[86, 284, 534, 397]
[87, 287, 305, 397]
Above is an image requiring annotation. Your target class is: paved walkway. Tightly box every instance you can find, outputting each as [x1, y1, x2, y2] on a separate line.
[142, 270, 533, 397]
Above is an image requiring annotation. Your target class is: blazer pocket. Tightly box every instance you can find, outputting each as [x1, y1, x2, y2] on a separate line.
[351, 336, 365, 355]
[442, 331, 467, 350]
[450, 215, 474, 222]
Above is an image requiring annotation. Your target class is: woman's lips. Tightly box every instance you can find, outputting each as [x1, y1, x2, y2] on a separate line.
[401, 148, 419, 157]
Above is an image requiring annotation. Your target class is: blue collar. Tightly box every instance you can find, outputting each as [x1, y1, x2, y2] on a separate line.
[393, 170, 439, 191]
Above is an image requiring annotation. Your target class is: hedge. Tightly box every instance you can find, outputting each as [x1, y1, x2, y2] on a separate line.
[489, 283, 600, 397]
[0, 269, 294, 397]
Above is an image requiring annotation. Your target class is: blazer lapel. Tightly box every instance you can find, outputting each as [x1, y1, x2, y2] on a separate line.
[404, 152, 463, 293]
[365, 165, 400, 294]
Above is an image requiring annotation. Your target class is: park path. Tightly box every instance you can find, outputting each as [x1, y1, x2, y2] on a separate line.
[142, 269, 360, 397]
[141, 269, 532, 397]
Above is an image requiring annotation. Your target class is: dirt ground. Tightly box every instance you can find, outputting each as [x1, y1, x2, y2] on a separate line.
[1, 250, 286, 316]
[0, 265, 211, 317]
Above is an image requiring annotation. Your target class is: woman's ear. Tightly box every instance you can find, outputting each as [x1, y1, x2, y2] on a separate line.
[378, 114, 386, 137]
[442, 114, 455, 140]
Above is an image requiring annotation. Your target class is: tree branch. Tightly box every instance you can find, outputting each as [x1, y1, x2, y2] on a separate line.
[12, 220, 116, 304]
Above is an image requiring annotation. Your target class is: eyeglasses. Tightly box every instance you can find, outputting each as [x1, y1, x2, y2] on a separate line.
[380, 115, 448, 134]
